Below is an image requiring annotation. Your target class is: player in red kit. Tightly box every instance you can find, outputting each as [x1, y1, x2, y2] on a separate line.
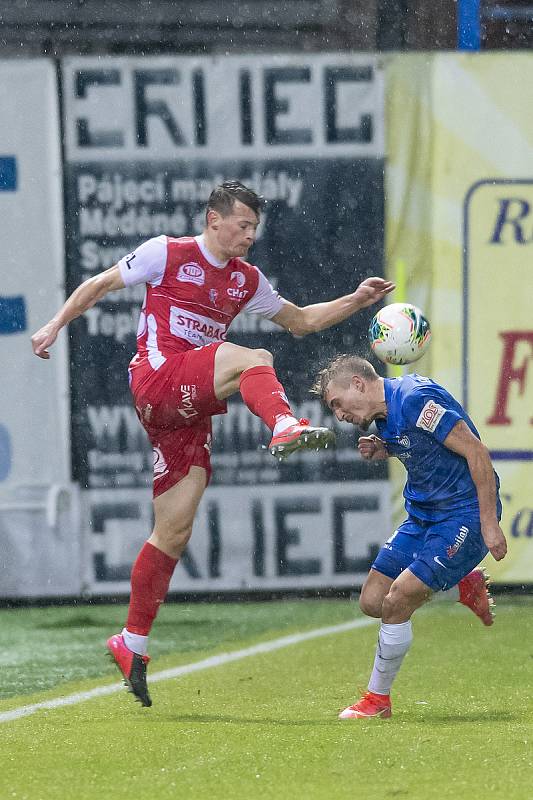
[32, 181, 394, 706]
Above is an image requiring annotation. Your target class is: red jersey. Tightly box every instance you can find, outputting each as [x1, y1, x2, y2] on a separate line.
[117, 235, 285, 372]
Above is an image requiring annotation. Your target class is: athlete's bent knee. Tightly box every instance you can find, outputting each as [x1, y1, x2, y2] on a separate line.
[359, 593, 382, 618]
[381, 582, 410, 618]
[252, 348, 273, 366]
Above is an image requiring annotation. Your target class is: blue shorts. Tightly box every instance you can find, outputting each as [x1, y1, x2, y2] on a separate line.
[372, 514, 489, 592]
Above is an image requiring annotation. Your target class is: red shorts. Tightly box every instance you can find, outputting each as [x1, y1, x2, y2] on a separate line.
[129, 343, 227, 497]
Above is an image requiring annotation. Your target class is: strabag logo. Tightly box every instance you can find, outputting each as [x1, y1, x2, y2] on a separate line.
[416, 400, 446, 433]
[178, 262, 205, 286]
[169, 307, 227, 346]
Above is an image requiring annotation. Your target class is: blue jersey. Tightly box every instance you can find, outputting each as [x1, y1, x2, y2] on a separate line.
[375, 375, 501, 522]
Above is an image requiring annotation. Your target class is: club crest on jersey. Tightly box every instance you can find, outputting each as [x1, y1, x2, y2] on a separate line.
[178, 262, 205, 286]
[227, 270, 248, 300]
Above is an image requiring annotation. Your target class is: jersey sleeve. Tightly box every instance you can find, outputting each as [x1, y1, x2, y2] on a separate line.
[402, 389, 463, 444]
[117, 235, 167, 287]
[241, 268, 287, 319]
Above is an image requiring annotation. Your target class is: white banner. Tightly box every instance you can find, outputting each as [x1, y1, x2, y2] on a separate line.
[85, 482, 391, 594]
[0, 60, 69, 487]
[62, 54, 384, 161]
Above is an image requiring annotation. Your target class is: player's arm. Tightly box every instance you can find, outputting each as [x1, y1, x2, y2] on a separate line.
[31, 265, 125, 359]
[270, 277, 395, 336]
[443, 420, 507, 561]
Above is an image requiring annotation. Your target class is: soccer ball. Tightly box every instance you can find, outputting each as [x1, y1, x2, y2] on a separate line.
[369, 303, 431, 365]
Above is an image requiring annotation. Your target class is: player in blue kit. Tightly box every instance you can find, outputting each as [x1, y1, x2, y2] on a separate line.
[312, 354, 507, 719]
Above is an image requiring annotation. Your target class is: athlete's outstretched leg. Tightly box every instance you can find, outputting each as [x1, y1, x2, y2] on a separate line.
[214, 342, 335, 459]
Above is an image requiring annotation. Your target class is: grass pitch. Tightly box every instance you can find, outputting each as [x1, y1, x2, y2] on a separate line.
[0, 597, 532, 800]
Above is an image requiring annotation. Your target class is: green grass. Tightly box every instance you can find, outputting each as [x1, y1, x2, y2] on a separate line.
[0, 597, 532, 800]
[0, 599, 358, 700]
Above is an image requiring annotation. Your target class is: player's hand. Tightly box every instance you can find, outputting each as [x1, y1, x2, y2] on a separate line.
[482, 522, 507, 561]
[353, 277, 395, 309]
[31, 322, 60, 359]
[358, 435, 388, 461]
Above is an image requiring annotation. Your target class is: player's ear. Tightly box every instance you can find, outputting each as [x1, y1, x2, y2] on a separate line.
[207, 209, 220, 229]
[351, 374, 365, 393]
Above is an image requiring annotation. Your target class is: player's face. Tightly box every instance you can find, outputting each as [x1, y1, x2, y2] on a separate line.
[211, 201, 260, 259]
[325, 378, 376, 431]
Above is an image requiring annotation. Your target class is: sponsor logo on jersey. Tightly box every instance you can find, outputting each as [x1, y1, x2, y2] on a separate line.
[227, 270, 249, 300]
[178, 384, 199, 419]
[227, 287, 249, 299]
[397, 452, 411, 461]
[177, 262, 205, 286]
[153, 446, 169, 479]
[169, 307, 227, 346]
[447, 525, 469, 558]
[416, 400, 446, 433]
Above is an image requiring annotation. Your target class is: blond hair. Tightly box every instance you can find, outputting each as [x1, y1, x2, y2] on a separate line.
[311, 354, 378, 400]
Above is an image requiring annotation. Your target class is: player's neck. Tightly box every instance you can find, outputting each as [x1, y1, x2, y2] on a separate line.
[374, 378, 387, 420]
[201, 230, 230, 265]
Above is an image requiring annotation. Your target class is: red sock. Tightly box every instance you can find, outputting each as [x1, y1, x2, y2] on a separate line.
[126, 541, 178, 635]
[239, 365, 294, 430]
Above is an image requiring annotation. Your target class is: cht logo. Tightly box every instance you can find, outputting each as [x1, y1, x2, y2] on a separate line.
[227, 271, 248, 300]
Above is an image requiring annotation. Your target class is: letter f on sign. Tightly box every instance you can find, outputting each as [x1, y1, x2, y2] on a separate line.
[487, 331, 533, 425]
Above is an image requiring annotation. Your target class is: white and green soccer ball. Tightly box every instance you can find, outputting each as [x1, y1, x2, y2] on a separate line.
[369, 302, 431, 365]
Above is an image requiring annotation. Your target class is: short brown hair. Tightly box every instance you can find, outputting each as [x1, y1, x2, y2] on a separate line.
[206, 180, 262, 220]
[311, 354, 379, 400]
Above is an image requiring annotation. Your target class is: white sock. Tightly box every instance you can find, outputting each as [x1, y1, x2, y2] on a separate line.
[272, 415, 299, 436]
[122, 627, 148, 656]
[368, 621, 413, 696]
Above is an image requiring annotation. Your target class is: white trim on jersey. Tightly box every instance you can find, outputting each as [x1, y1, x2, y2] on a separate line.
[242, 270, 286, 319]
[118, 235, 167, 287]
[146, 313, 166, 370]
[194, 234, 228, 268]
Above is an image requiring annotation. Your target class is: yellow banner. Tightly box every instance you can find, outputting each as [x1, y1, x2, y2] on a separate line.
[465, 180, 533, 451]
[386, 54, 533, 582]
